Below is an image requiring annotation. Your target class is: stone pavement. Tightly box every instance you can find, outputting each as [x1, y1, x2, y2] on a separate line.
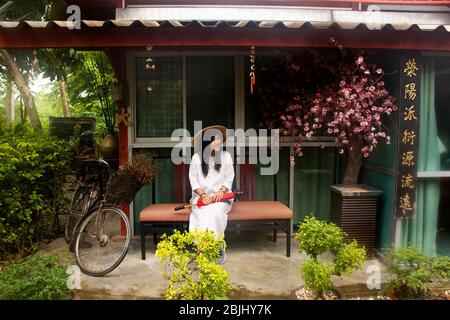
[38, 233, 390, 300]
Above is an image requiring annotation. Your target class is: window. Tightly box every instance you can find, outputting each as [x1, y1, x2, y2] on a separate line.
[434, 57, 450, 256]
[186, 56, 235, 133]
[135, 56, 183, 137]
[134, 55, 235, 139]
[435, 58, 450, 172]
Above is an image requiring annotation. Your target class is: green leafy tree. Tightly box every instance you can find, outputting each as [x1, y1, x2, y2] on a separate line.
[0, 1, 86, 128]
[79, 51, 118, 134]
[156, 229, 231, 300]
[0, 0, 53, 131]
[38, 48, 83, 117]
[43, 50, 118, 136]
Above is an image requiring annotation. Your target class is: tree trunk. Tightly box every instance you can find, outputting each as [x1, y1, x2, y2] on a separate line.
[0, 49, 42, 132]
[20, 97, 25, 124]
[342, 135, 364, 185]
[58, 79, 71, 117]
[5, 80, 15, 123]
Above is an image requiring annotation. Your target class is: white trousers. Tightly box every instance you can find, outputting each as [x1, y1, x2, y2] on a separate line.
[189, 201, 232, 237]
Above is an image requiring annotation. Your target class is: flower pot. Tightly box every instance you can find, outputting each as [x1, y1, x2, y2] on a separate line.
[330, 184, 381, 258]
[100, 133, 119, 160]
[386, 287, 398, 300]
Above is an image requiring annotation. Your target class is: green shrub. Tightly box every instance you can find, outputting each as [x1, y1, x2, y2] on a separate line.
[156, 229, 231, 300]
[0, 124, 71, 259]
[430, 256, 450, 280]
[334, 240, 367, 276]
[386, 247, 450, 299]
[296, 216, 366, 297]
[296, 216, 346, 258]
[301, 259, 334, 296]
[388, 268, 430, 298]
[0, 254, 70, 300]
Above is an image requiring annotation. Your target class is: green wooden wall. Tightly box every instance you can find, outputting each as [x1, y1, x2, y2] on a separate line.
[359, 52, 400, 250]
[132, 147, 338, 232]
[133, 149, 178, 234]
[293, 147, 337, 226]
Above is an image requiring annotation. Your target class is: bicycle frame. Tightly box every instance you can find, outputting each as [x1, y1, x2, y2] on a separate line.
[69, 158, 114, 250]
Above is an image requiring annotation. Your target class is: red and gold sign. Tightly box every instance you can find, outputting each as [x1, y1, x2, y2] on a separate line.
[395, 56, 421, 218]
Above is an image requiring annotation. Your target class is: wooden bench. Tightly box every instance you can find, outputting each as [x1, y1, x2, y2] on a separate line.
[139, 161, 293, 259]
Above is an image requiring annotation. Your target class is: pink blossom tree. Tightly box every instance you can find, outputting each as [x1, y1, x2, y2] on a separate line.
[257, 49, 397, 184]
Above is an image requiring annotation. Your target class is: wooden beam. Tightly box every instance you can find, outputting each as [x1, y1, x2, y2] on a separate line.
[127, 0, 450, 5]
[0, 27, 449, 51]
[68, 0, 116, 7]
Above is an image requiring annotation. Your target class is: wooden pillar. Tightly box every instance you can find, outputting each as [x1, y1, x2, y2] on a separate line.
[105, 48, 131, 231]
[116, 0, 125, 8]
[119, 112, 130, 234]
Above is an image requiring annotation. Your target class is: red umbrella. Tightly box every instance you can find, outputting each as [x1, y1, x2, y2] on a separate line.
[174, 191, 243, 212]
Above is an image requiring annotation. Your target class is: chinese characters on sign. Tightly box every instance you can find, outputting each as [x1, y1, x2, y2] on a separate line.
[395, 57, 421, 218]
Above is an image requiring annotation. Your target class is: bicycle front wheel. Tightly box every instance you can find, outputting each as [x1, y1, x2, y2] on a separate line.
[74, 206, 131, 277]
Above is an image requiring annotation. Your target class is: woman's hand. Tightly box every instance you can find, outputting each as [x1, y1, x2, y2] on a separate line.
[211, 190, 225, 203]
[201, 193, 213, 205]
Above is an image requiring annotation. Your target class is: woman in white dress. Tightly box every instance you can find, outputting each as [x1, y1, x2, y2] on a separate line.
[188, 125, 234, 263]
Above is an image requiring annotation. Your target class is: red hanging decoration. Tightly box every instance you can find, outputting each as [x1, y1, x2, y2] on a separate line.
[249, 46, 256, 94]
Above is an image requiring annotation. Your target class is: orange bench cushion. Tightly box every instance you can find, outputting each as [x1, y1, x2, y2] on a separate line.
[139, 203, 191, 222]
[229, 201, 292, 221]
[139, 201, 292, 223]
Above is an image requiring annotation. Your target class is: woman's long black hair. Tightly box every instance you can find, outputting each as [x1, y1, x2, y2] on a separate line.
[200, 135, 222, 177]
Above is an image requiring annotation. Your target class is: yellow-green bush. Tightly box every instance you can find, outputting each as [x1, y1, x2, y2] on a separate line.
[0, 125, 71, 259]
[300, 259, 334, 296]
[296, 216, 366, 297]
[156, 229, 231, 300]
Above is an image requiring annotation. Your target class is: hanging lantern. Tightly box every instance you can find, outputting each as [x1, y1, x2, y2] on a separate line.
[249, 46, 256, 94]
[145, 44, 156, 71]
[145, 44, 156, 92]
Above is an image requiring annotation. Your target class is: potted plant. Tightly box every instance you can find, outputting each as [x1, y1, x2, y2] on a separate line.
[82, 51, 119, 161]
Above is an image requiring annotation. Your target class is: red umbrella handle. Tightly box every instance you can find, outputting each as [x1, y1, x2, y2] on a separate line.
[196, 191, 237, 207]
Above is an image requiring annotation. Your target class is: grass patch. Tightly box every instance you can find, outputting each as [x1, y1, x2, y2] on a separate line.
[0, 254, 71, 300]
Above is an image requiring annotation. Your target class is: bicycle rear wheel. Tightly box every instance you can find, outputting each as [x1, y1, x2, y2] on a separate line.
[74, 205, 131, 277]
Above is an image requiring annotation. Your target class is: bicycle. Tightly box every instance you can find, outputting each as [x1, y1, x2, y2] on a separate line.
[64, 166, 101, 243]
[67, 158, 131, 277]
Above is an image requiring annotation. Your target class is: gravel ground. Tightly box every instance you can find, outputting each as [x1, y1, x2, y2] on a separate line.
[295, 287, 339, 300]
[295, 287, 391, 300]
